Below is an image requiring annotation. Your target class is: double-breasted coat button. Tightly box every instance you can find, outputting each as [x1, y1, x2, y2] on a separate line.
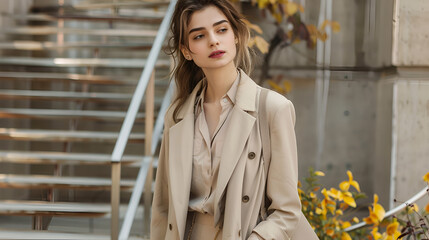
[169, 224, 172, 230]
[242, 195, 249, 203]
[248, 152, 256, 159]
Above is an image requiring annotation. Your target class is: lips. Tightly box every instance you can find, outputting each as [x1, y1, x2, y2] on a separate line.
[209, 50, 225, 58]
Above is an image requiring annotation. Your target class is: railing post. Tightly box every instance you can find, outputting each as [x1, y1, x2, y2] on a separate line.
[143, 70, 155, 236]
[111, 162, 121, 240]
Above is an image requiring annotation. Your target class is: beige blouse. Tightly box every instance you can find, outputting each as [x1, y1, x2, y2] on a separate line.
[188, 73, 240, 215]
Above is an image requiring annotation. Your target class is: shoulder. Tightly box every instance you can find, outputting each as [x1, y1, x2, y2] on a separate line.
[259, 86, 295, 117]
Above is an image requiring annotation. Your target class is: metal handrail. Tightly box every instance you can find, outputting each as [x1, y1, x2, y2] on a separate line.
[345, 186, 429, 232]
[118, 82, 174, 240]
[110, 0, 177, 239]
[111, 0, 176, 163]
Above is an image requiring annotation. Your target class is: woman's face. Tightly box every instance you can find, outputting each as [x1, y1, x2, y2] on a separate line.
[182, 5, 237, 71]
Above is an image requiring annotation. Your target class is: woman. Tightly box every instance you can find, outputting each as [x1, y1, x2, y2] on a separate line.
[151, 0, 317, 239]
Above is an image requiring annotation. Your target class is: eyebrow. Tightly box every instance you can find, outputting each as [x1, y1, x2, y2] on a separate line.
[189, 20, 229, 34]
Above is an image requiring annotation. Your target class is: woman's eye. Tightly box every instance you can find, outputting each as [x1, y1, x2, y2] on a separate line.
[218, 28, 227, 33]
[193, 34, 203, 40]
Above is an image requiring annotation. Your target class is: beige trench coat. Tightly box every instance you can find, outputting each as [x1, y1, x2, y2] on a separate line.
[150, 70, 317, 240]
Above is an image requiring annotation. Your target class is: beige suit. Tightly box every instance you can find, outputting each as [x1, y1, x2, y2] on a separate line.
[151, 70, 317, 240]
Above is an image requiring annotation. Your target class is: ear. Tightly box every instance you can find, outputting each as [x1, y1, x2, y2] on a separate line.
[180, 46, 192, 61]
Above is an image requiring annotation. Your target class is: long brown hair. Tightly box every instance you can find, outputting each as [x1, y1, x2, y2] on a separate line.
[168, 0, 252, 123]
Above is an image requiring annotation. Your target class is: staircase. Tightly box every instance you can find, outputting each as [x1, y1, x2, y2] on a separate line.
[0, 0, 174, 239]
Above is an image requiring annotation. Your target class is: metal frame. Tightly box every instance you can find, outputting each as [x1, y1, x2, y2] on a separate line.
[118, 82, 174, 240]
[109, 1, 177, 239]
[345, 186, 429, 232]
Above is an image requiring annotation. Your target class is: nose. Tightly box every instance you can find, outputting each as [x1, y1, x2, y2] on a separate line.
[208, 32, 219, 47]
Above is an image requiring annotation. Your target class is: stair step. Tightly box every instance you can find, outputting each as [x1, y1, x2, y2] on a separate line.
[0, 26, 157, 37]
[0, 57, 170, 68]
[1, 12, 163, 24]
[73, 1, 169, 9]
[0, 90, 130, 101]
[0, 72, 136, 84]
[0, 90, 164, 104]
[0, 41, 157, 50]
[0, 174, 134, 190]
[0, 129, 145, 142]
[0, 229, 146, 240]
[0, 108, 149, 121]
[0, 151, 143, 165]
[0, 89, 163, 103]
[0, 71, 170, 86]
[0, 200, 109, 217]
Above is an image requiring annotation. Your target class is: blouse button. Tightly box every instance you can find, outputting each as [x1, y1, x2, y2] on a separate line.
[169, 223, 172, 230]
[248, 152, 256, 159]
[242, 195, 249, 203]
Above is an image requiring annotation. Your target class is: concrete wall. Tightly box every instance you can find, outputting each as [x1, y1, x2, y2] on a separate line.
[245, 0, 428, 210]
[387, 0, 429, 209]
[391, 71, 429, 209]
[392, 0, 429, 66]
[244, 0, 396, 203]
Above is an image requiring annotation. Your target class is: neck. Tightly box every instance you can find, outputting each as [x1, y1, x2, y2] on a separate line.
[202, 64, 238, 103]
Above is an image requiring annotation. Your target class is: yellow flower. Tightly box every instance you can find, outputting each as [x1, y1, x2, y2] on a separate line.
[425, 202, 429, 213]
[322, 188, 331, 200]
[341, 221, 351, 229]
[339, 202, 349, 211]
[327, 187, 356, 208]
[328, 188, 342, 200]
[326, 228, 334, 237]
[386, 220, 399, 235]
[310, 192, 316, 198]
[342, 191, 356, 208]
[336, 209, 343, 216]
[256, 0, 270, 9]
[325, 199, 337, 214]
[284, 2, 300, 16]
[407, 203, 419, 214]
[386, 220, 401, 240]
[363, 194, 385, 226]
[352, 217, 359, 223]
[341, 232, 352, 240]
[363, 210, 380, 225]
[297, 188, 304, 197]
[339, 170, 361, 192]
[423, 172, 429, 183]
[315, 171, 325, 176]
[371, 227, 382, 240]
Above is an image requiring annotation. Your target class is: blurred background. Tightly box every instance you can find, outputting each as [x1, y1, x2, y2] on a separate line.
[0, 0, 428, 239]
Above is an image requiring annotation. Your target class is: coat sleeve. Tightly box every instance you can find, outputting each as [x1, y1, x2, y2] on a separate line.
[150, 124, 170, 240]
[252, 98, 301, 240]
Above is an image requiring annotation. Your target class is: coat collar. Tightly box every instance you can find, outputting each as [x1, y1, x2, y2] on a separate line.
[176, 69, 258, 121]
[168, 69, 259, 239]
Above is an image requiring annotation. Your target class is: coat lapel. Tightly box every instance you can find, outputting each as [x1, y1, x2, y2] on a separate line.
[214, 70, 259, 223]
[168, 80, 203, 240]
